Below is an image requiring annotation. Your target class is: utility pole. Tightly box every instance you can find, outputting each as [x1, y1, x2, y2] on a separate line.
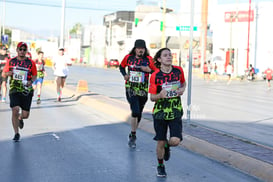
[254, 2, 258, 69]
[161, 0, 166, 48]
[60, 0, 66, 48]
[200, 0, 208, 70]
[246, 0, 251, 69]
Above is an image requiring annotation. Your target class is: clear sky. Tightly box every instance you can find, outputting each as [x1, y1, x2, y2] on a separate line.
[0, 0, 181, 38]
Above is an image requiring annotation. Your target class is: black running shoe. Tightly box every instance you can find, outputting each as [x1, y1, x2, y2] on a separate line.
[128, 134, 136, 148]
[57, 97, 61, 102]
[164, 144, 170, 161]
[13, 133, 20, 142]
[37, 99, 41, 104]
[157, 165, 167, 177]
[19, 119, 24, 129]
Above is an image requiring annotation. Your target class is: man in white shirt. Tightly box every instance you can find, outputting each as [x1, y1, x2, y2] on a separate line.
[52, 48, 72, 101]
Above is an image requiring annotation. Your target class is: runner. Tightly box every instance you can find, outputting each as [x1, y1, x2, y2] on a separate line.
[119, 39, 157, 148]
[149, 48, 186, 177]
[52, 48, 72, 102]
[32, 51, 46, 104]
[226, 63, 233, 85]
[1, 42, 37, 142]
[0, 45, 10, 103]
[264, 67, 273, 89]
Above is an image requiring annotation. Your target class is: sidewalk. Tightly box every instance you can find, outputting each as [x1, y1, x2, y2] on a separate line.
[45, 82, 273, 182]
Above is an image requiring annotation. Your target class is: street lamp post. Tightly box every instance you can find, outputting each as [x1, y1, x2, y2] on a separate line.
[60, 0, 66, 48]
[186, 0, 195, 123]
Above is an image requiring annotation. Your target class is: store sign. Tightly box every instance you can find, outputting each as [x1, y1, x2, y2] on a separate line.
[224, 10, 254, 22]
[176, 26, 198, 31]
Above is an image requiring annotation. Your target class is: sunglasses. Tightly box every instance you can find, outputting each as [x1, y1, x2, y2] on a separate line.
[19, 48, 27, 52]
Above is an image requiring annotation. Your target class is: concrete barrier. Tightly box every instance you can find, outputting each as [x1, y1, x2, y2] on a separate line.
[76, 80, 88, 92]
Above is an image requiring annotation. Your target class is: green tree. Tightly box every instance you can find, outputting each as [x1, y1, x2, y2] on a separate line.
[69, 23, 82, 38]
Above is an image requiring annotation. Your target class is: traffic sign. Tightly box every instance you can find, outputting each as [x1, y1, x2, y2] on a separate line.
[1, 35, 8, 44]
[176, 26, 198, 31]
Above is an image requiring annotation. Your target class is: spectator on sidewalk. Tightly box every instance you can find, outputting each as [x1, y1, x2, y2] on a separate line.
[119, 39, 157, 148]
[248, 64, 255, 81]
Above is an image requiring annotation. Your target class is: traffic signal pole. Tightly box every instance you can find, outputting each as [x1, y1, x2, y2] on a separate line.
[161, 0, 166, 48]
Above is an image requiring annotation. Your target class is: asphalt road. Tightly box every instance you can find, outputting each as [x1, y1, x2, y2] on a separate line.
[45, 65, 273, 148]
[0, 83, 261, 182]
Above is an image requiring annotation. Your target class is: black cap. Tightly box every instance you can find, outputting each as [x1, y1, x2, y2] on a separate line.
[134, 39, 146, 48]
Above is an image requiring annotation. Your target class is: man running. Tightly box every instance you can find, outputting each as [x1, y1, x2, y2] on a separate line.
[0, 45, 10, 102]
[119, 39, 157, 148]
[2, 42, 37, 142]
[149, 48, 186, 177]
[264, 67, 273, 89]
[52, 48, 72, 102]
[32, 51, 46, 104]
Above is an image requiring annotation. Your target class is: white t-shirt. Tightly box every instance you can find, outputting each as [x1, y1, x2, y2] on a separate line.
[53, 55, 72, 77]
[226, 65, 233, 75]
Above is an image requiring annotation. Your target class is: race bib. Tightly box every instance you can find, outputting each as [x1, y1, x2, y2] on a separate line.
[162, 81, 180, 98]
[13, 69, 27, 81]
[129, 71, 144, 83]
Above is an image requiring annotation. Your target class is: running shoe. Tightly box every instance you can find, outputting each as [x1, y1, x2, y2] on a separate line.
[164, 144, 170, 161]
[13, 133, 20, 142]
[1, 97, 6, 103]
[19, 119, 24, 129]
[57, 97, 61, 102]
[128, 134, 136, 148]
[157, 165, 167, 177]
[37, 99, 41, 104]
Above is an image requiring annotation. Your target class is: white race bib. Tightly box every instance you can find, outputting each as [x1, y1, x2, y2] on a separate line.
[129, 71, 144, 83]
[162, 81, 180, 98]
[13, 69, 27, 81]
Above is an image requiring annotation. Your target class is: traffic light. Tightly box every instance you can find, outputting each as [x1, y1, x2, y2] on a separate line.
[135, 18, 139, 27]
[160, 21, 164, 31]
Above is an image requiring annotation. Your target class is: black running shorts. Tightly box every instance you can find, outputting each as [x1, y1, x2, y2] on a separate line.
[9, 92, 34, 111]
[153, 117, 183, 141]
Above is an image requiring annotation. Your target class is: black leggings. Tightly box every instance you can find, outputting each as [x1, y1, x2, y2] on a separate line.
[126, 90, 148, 123]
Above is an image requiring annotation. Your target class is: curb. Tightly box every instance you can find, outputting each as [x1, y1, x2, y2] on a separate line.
[45, 82, 272, 182]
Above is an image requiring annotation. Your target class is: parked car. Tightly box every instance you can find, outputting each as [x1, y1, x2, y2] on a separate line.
[107, 59, 119, 68]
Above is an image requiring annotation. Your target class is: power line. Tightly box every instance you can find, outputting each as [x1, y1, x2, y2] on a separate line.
[5, 0, 127, 12]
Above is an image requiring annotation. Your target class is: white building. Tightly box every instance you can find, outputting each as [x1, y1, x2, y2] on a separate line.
[213, 1, 273, 76]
